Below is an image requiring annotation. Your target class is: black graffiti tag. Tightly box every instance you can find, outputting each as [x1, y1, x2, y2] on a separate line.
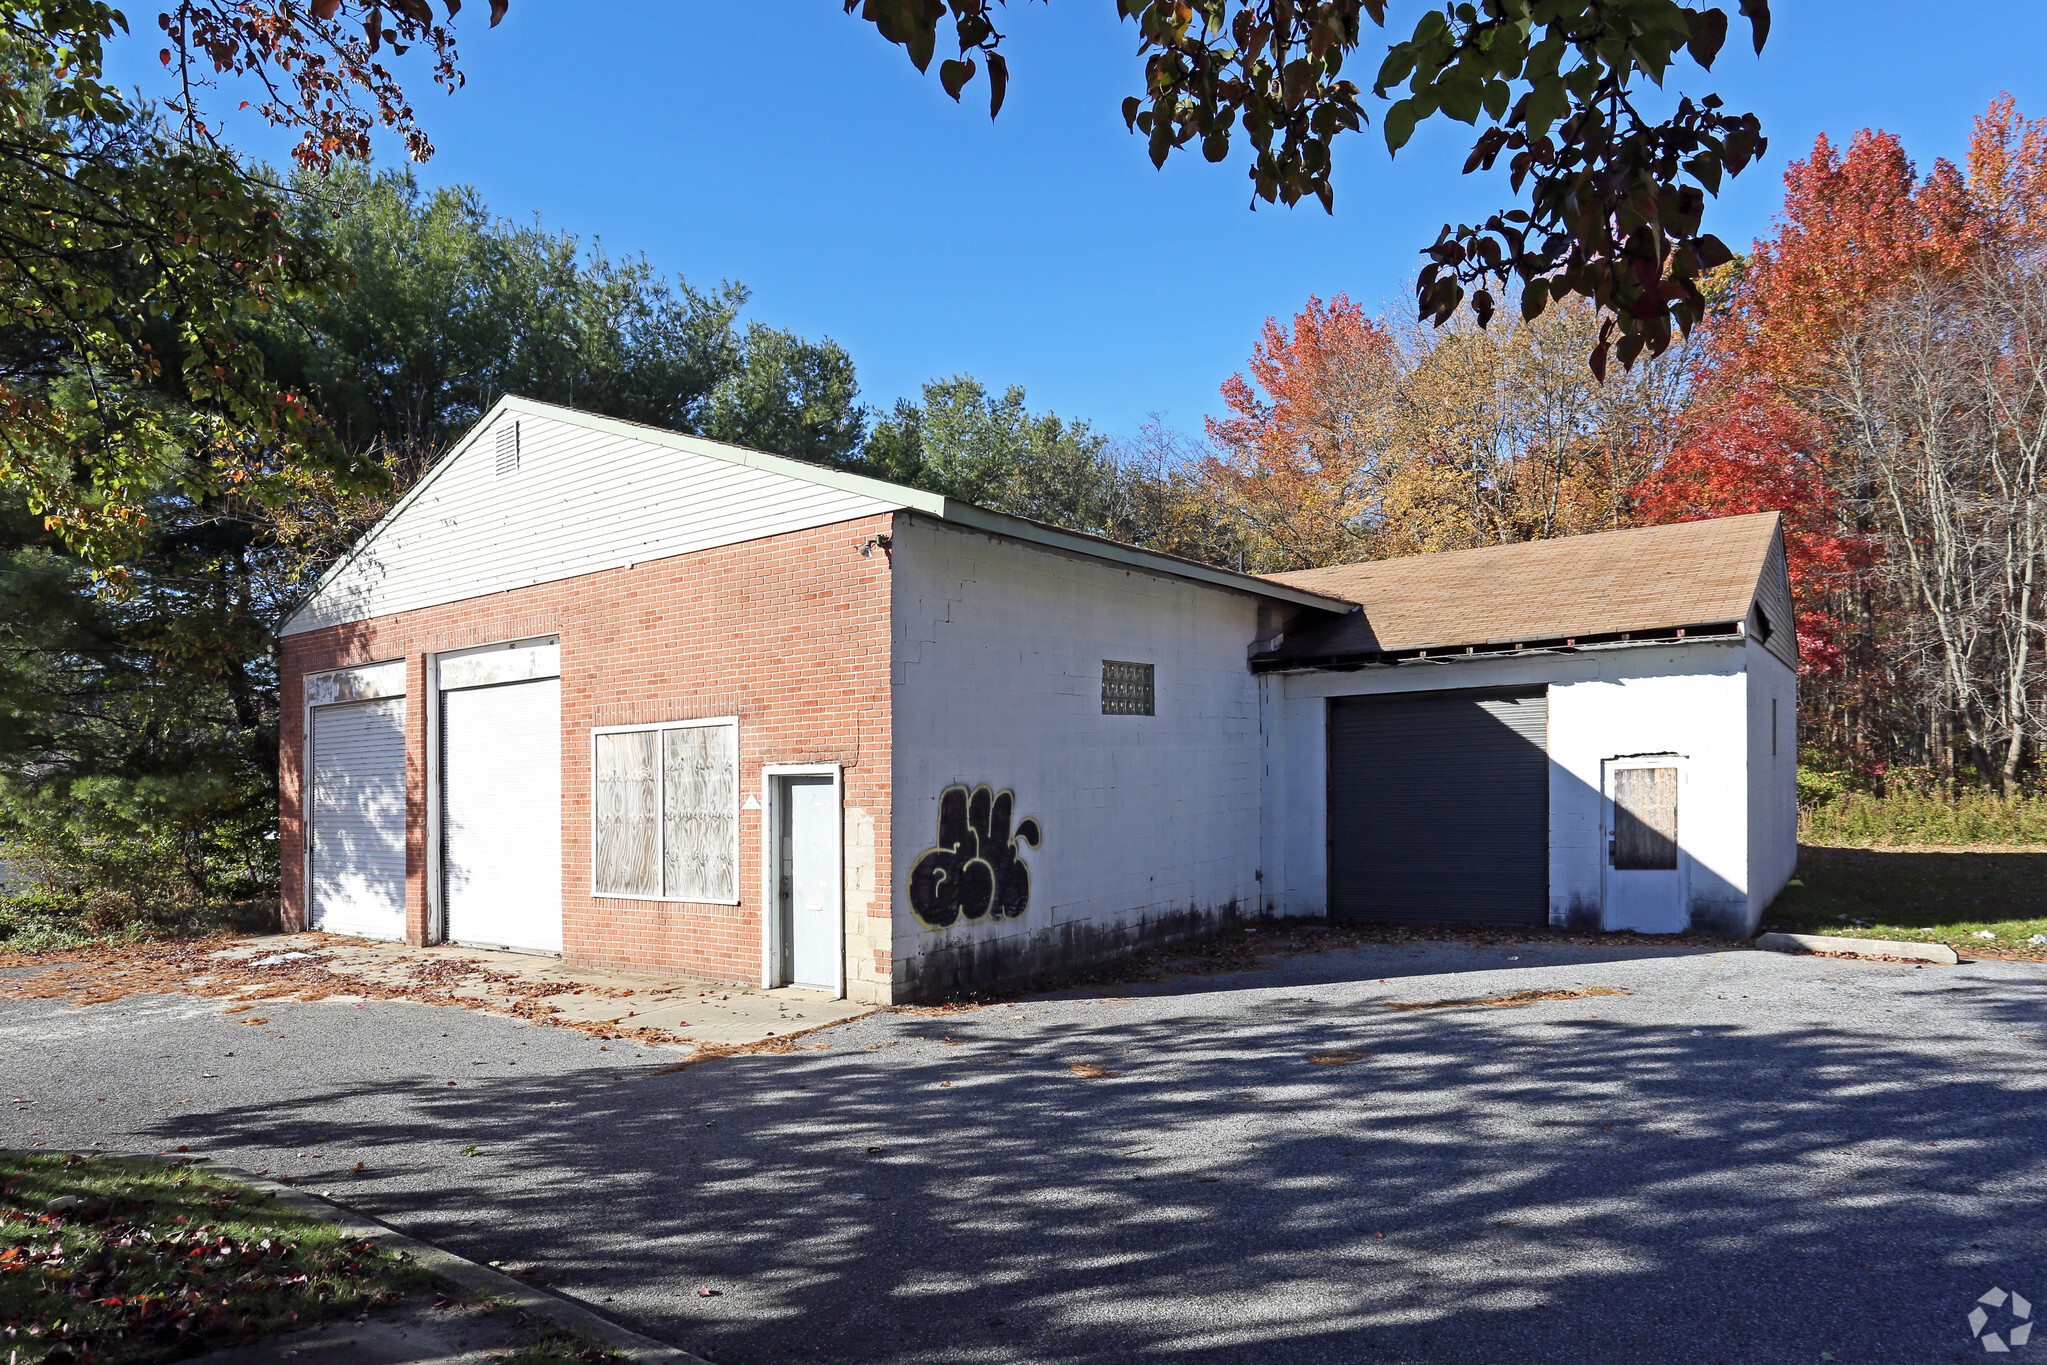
[908, 785, 1042, 929]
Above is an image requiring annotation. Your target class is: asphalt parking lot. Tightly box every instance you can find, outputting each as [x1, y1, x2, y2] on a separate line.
[4, 938, 2043, 1364]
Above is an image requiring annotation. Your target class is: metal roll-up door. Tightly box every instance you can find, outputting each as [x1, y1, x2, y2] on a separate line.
[1327, 687, 1548, 925]
[310, 697, 408, 940]
[441, 678, 562, 952]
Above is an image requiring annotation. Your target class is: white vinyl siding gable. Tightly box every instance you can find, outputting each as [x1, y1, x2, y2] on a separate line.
[283, 411, 902, 636]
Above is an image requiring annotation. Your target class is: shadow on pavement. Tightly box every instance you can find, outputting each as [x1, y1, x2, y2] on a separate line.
[165, 966, 2045, 1365]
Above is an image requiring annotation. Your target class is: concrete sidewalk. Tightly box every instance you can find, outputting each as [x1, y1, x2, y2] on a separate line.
[10, 932, 874, 1054]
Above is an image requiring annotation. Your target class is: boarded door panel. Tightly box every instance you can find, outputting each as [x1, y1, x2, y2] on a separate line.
[442, 679, 562, 953]
[781, 776, 838, 989]
[1612, 767, 1678, 870]
[310, 697, 408, 940]
[1327, 688, 1548, 925]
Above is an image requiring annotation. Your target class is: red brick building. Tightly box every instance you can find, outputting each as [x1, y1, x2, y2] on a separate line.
[281, 396, 1798, 1004]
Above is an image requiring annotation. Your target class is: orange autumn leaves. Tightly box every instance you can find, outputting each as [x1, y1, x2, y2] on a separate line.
[1715, 94, 2047, 397]
[1199, 296, 1399, 571]
[1188, 291, 1683, 573]
[1191, 93, 2047, 723]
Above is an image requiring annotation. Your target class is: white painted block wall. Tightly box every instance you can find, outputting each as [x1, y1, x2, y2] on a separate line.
[1273, 638, 1776, 934]
[1746, 638, 1800, 925]
[889, 515, 1267, 994]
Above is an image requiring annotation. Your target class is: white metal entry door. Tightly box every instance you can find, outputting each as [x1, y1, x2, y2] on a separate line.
[779, 776, 837, 988]
[1603, 759, 1687, 932]
[309, 697, 408, 940]
[441, 679, 562, 952]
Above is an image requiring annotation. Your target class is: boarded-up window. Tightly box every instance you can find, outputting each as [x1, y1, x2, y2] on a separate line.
[593, 720, 738, 901]
[1612, 767, 1678, 870]
[1102, 660, 1155, 715]
[663, 724, 738, 901]
[593, 730, 658, 895]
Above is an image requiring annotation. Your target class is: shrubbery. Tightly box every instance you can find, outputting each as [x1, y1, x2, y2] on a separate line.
[1797, 760, 2047, 847]
[0, 773, 277, 953]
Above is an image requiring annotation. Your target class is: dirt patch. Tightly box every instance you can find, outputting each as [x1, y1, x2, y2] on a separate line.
[643, 1035, 841, 1075]
[1384, 986, 1632, 1012]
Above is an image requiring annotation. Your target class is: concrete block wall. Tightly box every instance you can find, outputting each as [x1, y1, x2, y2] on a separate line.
[887, 514, 1267, 997]
[1546, 642, 1752, 933]
[279, 513, 898, 1001]
[1275, 638, 1764, 934]
[1746, 637, 1800, 925]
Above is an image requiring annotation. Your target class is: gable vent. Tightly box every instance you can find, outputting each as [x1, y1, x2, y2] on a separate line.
[494, 421, 521, 478]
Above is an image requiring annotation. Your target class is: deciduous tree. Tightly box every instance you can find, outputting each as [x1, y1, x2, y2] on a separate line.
[1632, 385, 1857, 672]
[1197, 293, 1397, 570]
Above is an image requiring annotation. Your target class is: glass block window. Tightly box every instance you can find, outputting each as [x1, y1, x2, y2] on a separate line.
[593, 720, 738, 900]
[1102, 660, 1155, 716]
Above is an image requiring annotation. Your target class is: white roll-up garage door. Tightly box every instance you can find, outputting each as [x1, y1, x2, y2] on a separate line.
[309, 697, 409, 940]
[441, 677, 562, 952]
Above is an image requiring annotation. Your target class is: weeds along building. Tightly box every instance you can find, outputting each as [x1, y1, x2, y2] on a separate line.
[277, 394, 1799, 1003]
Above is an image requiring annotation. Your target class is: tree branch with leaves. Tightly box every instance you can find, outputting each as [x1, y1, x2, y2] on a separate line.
[847, 0, 1770, 376]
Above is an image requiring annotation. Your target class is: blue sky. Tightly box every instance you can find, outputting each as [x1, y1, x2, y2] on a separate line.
[109, 2, 2047, 442]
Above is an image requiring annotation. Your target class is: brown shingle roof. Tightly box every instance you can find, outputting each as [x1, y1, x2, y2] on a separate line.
[1261, 511, 1787, 664]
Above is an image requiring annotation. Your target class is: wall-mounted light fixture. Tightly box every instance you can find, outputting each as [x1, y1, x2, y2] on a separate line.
[856, 534, 893, 563]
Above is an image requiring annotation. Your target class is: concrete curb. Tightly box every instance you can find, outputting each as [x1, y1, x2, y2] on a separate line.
[1755, 931, 1960, 965]
[14, 1152, 705, 1364]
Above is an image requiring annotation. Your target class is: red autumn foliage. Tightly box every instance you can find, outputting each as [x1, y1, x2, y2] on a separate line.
[1664, 95, 2047, 688]
[1200, 293, 1398, 568]
[1633, 386, 1866, 674]
[1206, 292, 1395, 461]
[1716, 129, 1980, 389]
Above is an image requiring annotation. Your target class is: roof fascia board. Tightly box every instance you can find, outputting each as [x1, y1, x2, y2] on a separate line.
[1252, 626, 1746, 674]
[933, 502, 1353, 611]
[516, 399, 1347, 609]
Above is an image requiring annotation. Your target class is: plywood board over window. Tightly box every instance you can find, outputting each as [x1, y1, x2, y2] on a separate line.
[592, 718, 739, 902]
[1612, 767, 1679, 870]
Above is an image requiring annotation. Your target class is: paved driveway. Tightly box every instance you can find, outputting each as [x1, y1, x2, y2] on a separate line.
[5, 940, 2044, 1364]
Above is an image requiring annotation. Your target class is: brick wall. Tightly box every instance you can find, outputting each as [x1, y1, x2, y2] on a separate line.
[280, 513, 898, 1001]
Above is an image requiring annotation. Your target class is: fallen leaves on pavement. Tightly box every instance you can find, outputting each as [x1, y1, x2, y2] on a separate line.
[1385, 986, 1631, 1012]
[1307, 1050, 1371, 1065]
[0, 936, 851, 1061]
[1067, 1062, 1117, 1079]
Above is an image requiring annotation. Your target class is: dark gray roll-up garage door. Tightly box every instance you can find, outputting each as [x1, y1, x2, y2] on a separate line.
[1327, 687, 1548, 925]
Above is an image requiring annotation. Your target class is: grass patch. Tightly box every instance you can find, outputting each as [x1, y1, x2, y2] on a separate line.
[1766, 845, 2047, 956]
[1799, 790, 2047, 846]
[0, 1153, 428, 1363]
